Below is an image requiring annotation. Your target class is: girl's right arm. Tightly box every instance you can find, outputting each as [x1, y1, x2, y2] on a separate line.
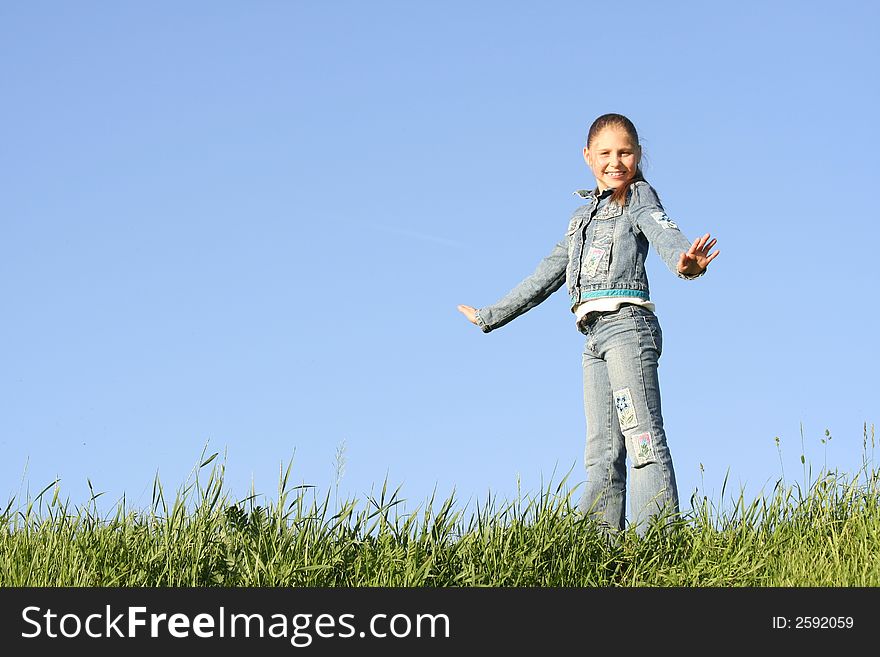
[458, 237, 568, 333]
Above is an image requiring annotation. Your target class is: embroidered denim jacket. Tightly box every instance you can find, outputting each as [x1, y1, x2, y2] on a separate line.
[474, 181, 702, 333]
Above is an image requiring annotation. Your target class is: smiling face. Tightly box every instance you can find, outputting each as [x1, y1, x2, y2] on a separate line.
[583, 126, 641, 192]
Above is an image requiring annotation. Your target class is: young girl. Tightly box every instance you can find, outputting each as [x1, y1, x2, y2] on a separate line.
[458, 113, 719, 536]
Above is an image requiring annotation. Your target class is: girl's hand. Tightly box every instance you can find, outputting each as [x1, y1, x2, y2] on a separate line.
[677, 233, 720, 276]
[457, 304, 479, 325]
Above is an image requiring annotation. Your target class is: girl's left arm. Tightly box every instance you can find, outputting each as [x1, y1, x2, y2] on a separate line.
[629, 183, 719, 279]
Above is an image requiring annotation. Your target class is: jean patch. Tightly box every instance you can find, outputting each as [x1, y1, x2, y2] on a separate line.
[585, 246, 605, 277]
[613, 387, 638, 430]
[630, 431, 657, 467]
[650, 211, 678, 230]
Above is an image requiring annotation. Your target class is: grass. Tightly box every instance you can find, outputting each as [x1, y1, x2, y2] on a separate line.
[2, 426, 879, 587]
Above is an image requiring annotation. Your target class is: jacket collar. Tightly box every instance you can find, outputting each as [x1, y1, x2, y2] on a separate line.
[573, 187, 614, 201]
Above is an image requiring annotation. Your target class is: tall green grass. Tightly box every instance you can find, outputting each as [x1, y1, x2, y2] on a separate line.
[2, 426, 879, 586]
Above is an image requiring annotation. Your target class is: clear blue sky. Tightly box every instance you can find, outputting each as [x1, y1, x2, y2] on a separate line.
[2, 1, 878, 521]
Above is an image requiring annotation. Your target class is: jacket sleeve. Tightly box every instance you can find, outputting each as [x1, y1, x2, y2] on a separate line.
[629, 182, 705, 280]
[474, 235, 568, 333]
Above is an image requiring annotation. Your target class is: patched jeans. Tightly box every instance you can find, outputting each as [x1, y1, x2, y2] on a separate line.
[576, 304, 679, 535]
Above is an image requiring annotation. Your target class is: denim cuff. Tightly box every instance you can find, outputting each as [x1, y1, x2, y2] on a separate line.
[676, 267, 707, 280]
[474, 309, 492, 333]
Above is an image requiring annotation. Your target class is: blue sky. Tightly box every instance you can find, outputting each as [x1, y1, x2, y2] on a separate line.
[2, 1, 878, 522]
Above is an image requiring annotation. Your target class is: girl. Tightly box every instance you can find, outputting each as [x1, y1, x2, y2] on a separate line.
[457, 113, 719, 536]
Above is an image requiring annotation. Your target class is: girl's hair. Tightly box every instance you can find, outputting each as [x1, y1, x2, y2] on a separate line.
[586, 113, 645, 207]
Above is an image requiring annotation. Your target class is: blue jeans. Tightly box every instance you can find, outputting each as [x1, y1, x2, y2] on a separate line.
[576, 304, 679, 535]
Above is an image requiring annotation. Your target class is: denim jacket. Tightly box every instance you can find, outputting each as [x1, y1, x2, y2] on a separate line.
[474, 181, 702, 333]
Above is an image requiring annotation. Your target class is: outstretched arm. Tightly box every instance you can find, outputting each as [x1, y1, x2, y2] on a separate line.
[457, 236, 568, 333]
[629, 183, 720, 279]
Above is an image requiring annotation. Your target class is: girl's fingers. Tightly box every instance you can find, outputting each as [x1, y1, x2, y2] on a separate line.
[457, 304, 479, 325]
[693, 236, 717, 259]
[683, 235, 720, 271]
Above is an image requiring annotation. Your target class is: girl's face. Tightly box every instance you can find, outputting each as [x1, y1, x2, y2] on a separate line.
[583, 126, 641, 191]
